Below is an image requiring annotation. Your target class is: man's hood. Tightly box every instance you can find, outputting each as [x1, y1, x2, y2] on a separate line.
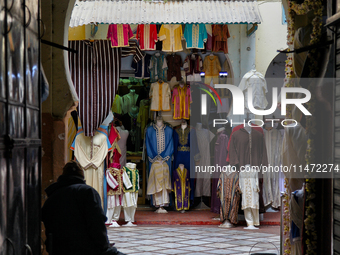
[45, 175, 85, 197]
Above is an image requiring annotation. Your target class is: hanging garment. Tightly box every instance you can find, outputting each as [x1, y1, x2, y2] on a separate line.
[112, 95, 123, 114]
[263, 128, 283, 208]
[212, 24, 230, 53]
[158, 24, 183, 52]
[136, 24, 158, 50]
[137, 99, 151, 138]
[121, 40, 144, 63]
[195, 126, 215, 197]
[211, 130, 229, 214]
[67, 111, 78, 162]
[122, 92, 138, 114]
[166, 54, 183, 81]
[217, 171, 241, 224]
[203, 55, 221, 77]
[71, 126, 112, 202]
[183, 24, 207, 49]
[282, 123, 307, 191]
[173, 166, 190, 211]
[149, 53, 168, 83]
[107, 24, 133, 48]
[116, 126, 129, 167]
[238, 69, 268, 110]
[68, 40, 121, 137]
[172, 85, 192, 120]
[173, 126, 200, 201]
[290, 189, 304, 255]
[131, 53, 152, 79]
[120, 112, 141, 152]
[149, 81, 171, 111]
[108, 123, 121, 167]
[183, 54, 203, 83]
[204, 24, 213, 52]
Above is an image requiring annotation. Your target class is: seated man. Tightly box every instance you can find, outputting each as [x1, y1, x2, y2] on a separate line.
[42, 161, 126, 255]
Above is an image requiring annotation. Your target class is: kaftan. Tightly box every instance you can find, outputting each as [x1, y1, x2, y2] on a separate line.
[112, 95, 123, 114]
[183, 54, 203, 83]
[183, 24, 207, 49]
[211, 131, 229, 214]
[158, 24, 183, 52]
[263, 128, 283, 208]
[195, 127, 215, 197]
[122, 92, 138, 114]
[172, 85, 191, 120]
[136, 24, 158, 50]
[149, 82, 171, 111]
[173, 126, 200, 201]
[72, 127, 112, 202]
[282, 123, 307, 191]
[107, 24, 133, 48]
[149, 54, 167, 83]
[173, 167, 190, 211]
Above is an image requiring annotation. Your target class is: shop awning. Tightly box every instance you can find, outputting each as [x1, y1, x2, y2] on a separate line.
[69, 0, 262, 27]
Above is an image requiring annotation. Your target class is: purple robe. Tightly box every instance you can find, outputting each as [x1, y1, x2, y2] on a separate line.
[173, 167, 190, 210]
[211, 130, 229, 214]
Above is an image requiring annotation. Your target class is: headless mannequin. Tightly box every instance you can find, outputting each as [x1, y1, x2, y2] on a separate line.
[123, 162, 138, 227]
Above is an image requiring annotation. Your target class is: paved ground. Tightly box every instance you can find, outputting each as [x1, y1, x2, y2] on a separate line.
[107, 225, 280, 255]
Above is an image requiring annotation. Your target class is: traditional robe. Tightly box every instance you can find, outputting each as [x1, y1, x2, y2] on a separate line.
[229, 128, 268, 211]
[123, 166, 139, 208]
[146, 124, 174, 206]
[212, 130, 228, 214]
[107, 24, 133, 48]
[173, 167, 190, 211]
[166, 54, 183, 81]
[173, 126, 200, 201]
[122, 92, 138, 114]
[158, 24, 183, 52]
[172, 85, 192, 120]
[149, 81, 171, 111]
[195, 126, 215, 197]
[183, 54, 203, 83]
[131, 53, 152, 79]
[263, 128, 283, 208]
[212, 24, 230, 53]
[71, 126, 112, 202]
[183, 24, 207, 49]
[149, 54, 167, 83]
[217, 170, 241, 224]
[136, 24, 158, 50]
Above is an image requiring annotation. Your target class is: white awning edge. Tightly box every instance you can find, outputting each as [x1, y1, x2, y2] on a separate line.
[69, 0, 262, 27]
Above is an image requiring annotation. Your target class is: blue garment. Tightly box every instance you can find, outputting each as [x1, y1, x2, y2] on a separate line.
[131, 53, 152, 79]
[173, 126, 200, 201]
[183, 24, 207, 49]
[145, 124, 174, 174]
[149, 54, 167, 83]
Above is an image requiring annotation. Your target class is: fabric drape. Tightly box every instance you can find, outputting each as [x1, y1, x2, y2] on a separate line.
[68, 40, 121, 137]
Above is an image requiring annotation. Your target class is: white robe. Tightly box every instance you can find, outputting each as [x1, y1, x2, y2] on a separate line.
[106, 170, 132, 208]
[239, 168, 259, 210]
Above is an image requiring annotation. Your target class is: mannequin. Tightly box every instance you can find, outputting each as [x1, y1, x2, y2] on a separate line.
[122, 89, 139, 114]
[195, 123, 215, 209]
[173, 163, 190, 213]
[105, 163, 132, 228]
[122, 162, 139, 226]
[145, 116, 173, 213]
[229, 127, 268, 229]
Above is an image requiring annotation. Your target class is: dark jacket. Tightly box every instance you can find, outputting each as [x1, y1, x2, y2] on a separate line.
[42, 175, 119, 255]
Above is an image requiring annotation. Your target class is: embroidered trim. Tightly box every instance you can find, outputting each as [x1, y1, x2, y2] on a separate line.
[107, 168, 123, 196]
[123, 167, 139, 193]
[175, 127, 190, 146]
[178, 146, 190, 152]
[153, 123, 166, 155]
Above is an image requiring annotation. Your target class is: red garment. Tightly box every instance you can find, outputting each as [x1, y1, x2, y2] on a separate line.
[108, 123, 121, 167]
[106, 164, 123, 196]
[226, 124, 264, 162]
[109, 123, 120, 144]
[212, 25, 230, 54]
[136, 24, 158, 50]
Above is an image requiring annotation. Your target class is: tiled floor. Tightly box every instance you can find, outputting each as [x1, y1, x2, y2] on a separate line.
[108, 225, 280, 255]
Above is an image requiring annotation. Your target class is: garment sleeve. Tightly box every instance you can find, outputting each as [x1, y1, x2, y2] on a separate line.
[106, 170, 119, 189]
[136, 25, 141, 42]
[225, 25, 230, 39]
[149, 83, 154, 98]
[188, 86, 192, 104]
[152, 24, 158, 42]
[131, 59, 137, 71]
[199, 56, 203, 71]
[158, 25, 166, 41]
[229, 134, 239, 167]
[107, 25, 112, 40]
[128, 25, 133, 39]
[216, 58, 222, 73]
[162, 57, 168, 70]
[122, 170, 133, 189]
[202, 24, 207, 42]
[145, 126, 158, 163]
[203, 57, 208, 72]
[180, 25, 183, 40]
[191, 129, 201, 162]
[261, 135, 269, 167]
[161, 127, 174, 162]
[172, 87, 177, 104]
[183, 56, 189, 72]
[183, 24, 188, 41]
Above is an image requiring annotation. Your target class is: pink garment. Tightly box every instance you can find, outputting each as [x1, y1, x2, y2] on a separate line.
[107, 24, 133, 48]
[172, 85, 192, 120]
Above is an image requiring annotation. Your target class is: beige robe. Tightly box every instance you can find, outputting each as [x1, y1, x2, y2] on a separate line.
[74, 132, 110, 202]
[149, 81, 171, 111]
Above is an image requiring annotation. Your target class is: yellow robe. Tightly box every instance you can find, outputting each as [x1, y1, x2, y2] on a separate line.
[158, 24, 183, 52]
